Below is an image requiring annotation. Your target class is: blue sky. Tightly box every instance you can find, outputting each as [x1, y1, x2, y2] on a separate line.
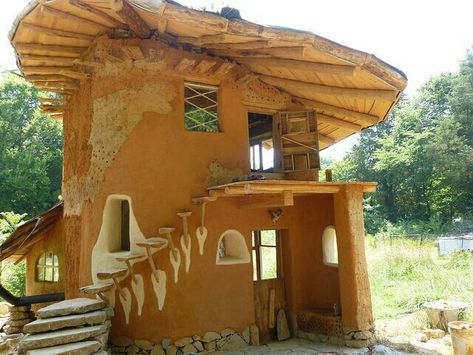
[2, 0, 473, 159]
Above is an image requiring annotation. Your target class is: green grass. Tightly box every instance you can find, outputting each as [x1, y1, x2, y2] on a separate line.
[366, 236, 473, 321]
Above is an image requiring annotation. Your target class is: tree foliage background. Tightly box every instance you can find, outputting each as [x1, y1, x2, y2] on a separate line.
[329, 50, 473, 234]
[0, 73, 63, 296]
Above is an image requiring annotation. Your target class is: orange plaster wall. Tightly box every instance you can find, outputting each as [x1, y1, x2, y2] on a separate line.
[61, 40, 341, 342]
[25, 219, 65, 297]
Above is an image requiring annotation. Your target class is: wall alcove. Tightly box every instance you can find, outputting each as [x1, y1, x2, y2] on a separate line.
[216, 229, 251, 265]
[322, 225, 338, 267]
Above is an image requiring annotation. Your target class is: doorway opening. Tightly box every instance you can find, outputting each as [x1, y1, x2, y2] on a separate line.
[248, 112, 274, 172]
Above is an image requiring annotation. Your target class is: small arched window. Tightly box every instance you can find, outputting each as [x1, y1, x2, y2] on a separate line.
[36, 252, 59, 282]
[322, 226, 338, 267]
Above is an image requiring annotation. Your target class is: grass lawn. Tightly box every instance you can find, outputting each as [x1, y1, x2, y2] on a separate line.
[366, 236, 473, 323]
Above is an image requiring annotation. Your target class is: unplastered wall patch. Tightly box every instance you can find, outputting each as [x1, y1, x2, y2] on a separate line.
[63, 80, 175, 216]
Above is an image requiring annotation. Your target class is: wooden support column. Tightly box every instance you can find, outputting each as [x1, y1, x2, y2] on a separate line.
[333, 185, 374, 342]
[110, 0, 151, 39]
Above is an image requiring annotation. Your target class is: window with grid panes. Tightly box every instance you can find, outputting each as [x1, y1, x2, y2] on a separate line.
[252, 230, 280, 281]
[36, 252, 59, 282]
[184, 82, 219, 132]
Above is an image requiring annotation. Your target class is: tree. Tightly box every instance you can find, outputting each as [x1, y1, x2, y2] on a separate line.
[0, 73, 63, 217]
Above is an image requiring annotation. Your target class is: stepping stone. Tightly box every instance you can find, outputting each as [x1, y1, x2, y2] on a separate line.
[24, 310, 107, 334]
[36, 298, 105, 319]
[25, 340, 101, 355]
[115, 253, 145, 262]
[80, 283, 113, 295]
[19, 323, 109, 351]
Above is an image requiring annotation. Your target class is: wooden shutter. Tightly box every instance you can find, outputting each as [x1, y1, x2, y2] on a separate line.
[273, 110, 320, 180]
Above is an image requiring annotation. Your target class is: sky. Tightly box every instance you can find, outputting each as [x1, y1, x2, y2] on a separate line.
[1, 0, 473, 160]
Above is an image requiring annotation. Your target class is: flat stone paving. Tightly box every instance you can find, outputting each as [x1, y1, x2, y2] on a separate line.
[216, 338, 409, 354]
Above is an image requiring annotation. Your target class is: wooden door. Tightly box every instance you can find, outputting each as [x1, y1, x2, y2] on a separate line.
[252, 230, 287, 343]
[273, 110, 320, 180]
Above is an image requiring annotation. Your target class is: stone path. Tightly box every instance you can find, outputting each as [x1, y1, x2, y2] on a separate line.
[215, 338, 410, 354]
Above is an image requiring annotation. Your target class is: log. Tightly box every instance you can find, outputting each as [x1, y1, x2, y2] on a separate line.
[20, 22, 95, 41]
[236, 57, 355, 76]
[41, 5, 110, 30]
[260, 75, 398, 102]
[296, 97, 379, 125]
[110, 0, 151, 39]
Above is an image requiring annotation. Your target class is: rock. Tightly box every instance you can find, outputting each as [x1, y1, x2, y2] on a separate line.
[36, 298, 105, 319]
[4, 325, 22, 334]
[220, 334, 246, 351]
[202, 331, 220, 343]
[419, 333, 428, 342]
[0, 302, 9, 315]
[112, 336, 134, 347]
[126, 344, 139, 355]
[191, 335, 201, 341]
[174, 337, 192, 347]
[220, 328, 235, 337]
[216, 336, 228, 349]
[135, 339, 154, 350]
[8, 305, 31, 313]
[24, 310, 107, 334]
[162, 338, 171, 349]
[345, 338, 371, 348]
[369, 344, 403, 355]
[151, 344, 165, 355]
[9, 311, 34, 320]
[354, 331, 369, 340]
[241, 326, 250, 344]
[112, 346, 126, 353]
[24, 340, 101, 355]
[192, 341, 203, 352]
[104, 306, 115, 319]
[422, 328, 446, 339]
[276, 309, 290, 341]
[249, 324, 259, 346]
[93, 331, 109, 350]
[181, 343, 197, 353]
[18, 323, 109, 351]
[166, 344, 177, 355]
[203, 340, 216, 352]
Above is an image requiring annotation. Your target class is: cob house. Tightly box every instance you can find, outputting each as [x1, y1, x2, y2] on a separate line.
[2, 0, 407, 351]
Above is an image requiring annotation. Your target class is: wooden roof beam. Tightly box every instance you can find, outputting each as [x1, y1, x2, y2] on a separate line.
[14, 43, 85, 57]
[211, 46, 307, 61]
[20, 54, 76, 66]
[317, 113, 363, 132]
[260, 75, 398, 102]
[295, 97, 379, 125]
[319, 133, 335, 145]
[236, 57, 355, 77]
[40, 4, 111, 31]
[21, 22, 95, 41]
[110, 0, 151, 39]
[23, 66, 90, 80]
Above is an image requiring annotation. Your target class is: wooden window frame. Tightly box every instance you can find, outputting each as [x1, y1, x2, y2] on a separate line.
[36, 252, 59, 283]
[252, 230, 281, 281]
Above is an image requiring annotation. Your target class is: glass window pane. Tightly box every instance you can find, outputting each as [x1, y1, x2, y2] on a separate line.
[260, 246, 277, 280]
[252, 250, 257, 281]
[252, 231, 256, 248]
[38, 253, 45, 265]
[45, 254, 53, 265]
[53, 267, 59, 282]
[260, 230, 276, 246]
[53, 255, 59, 266]
[37, 266, 45, 281]
[45, 267, 53, 281]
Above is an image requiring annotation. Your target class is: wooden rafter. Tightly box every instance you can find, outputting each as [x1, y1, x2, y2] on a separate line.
[110, 0, 151, 39]
[20, 54, 76, 66]
[260, 75, 398, 102]
[40, 4, 111, 30]
[14, 43, 85, 57]
[295, 97, 380, 125]
[21, 22, 95, 41]
[69, 0, 125, 28]
[317, 113, 363, 132]
[318, 133, 335, 145]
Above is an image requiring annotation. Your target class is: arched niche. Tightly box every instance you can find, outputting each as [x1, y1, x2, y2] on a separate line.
[322, 225, 338, 267]
[216, 229, 251, 265]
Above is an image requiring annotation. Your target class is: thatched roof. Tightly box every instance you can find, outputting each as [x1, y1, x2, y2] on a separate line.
[9, 0, 407, 149]
[0, 202, 63, 263]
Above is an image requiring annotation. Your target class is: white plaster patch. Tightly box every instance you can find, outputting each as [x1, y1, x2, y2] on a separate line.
[119, 287, 132, 324]
[215, 229, 251, 265]
[169, 249, 181, 284]
[131, 274, 144, 316]
[180, 235, 191, 273]
[151, 270, 167, 311]
[196, 226, 208, 256]
[64, 80, 175, 216]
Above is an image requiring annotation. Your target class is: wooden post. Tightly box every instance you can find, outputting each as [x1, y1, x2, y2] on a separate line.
[333, 185, 374, 337]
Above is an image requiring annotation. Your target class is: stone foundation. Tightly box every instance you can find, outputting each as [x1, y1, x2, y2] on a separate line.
[3, 305, 35, 335]
[343, 326, 376, 348]
[111, 324, 258, 355]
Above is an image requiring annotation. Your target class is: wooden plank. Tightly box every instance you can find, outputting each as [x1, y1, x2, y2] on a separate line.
[194, 60, 217, 74]
[41, 5, 111, 30]
[236, 57, 355, 76]
[20, 22, 95, 41]
[110, 0, 151, 38]
[69, 0, 125, 28]
[14, 43, 85, 57]
[296, 97, 379, 125]
[319, 133, 335, 145]
[260, 75, 398, 102]
[20, 54, 76, 66]
[213, 62, 235, 76]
